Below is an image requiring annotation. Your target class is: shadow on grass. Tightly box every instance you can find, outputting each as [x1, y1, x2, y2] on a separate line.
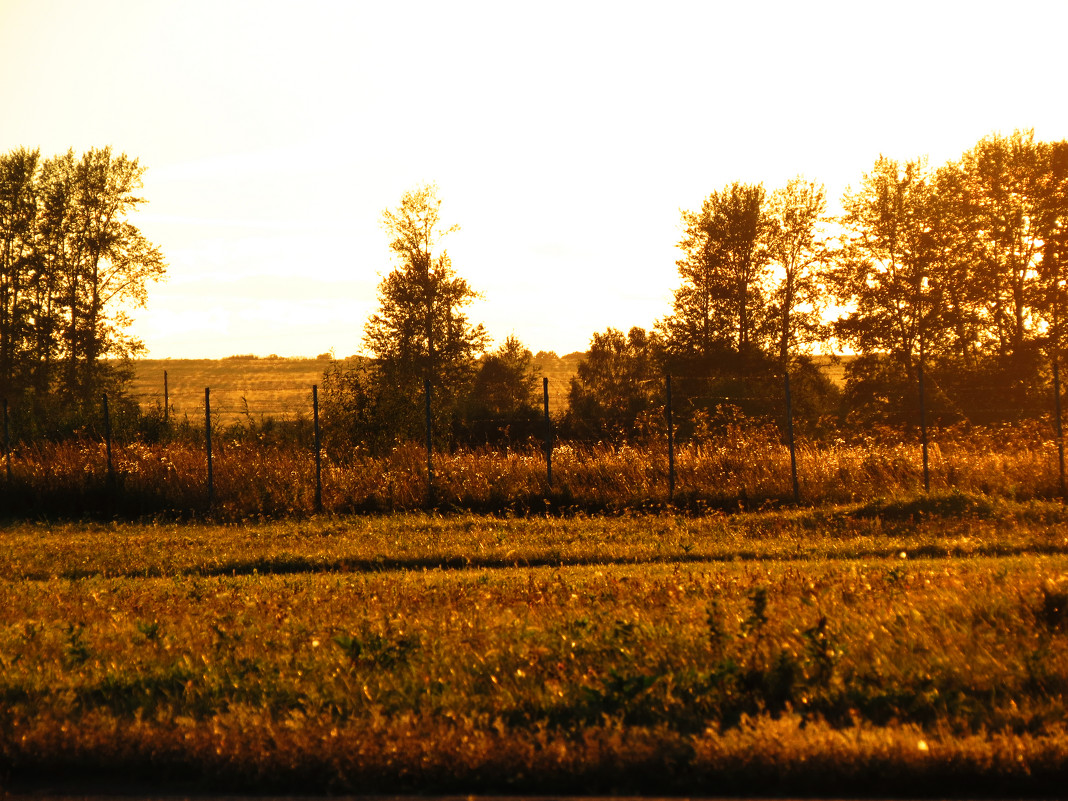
[21, 540, 1068, 582]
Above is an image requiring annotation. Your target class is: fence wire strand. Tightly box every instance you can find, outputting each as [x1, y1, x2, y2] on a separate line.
[3, 359, 1067, 515]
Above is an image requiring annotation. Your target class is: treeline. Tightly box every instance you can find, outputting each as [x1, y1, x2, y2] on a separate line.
[6, 133, 1067, 449]
[831, 131, 1068, 426]
[567, 130, 1068, 439]
[323, 130, 1068, 450]
[0, 147, 166, 432]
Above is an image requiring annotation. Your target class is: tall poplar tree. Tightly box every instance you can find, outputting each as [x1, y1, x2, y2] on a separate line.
[765, 177, 829, 365]
[0, 148, 41, 399]
[0, 146, 165, 414]
[363, 183, 488, 437]
[65, 147, 166, 400]
[831, 157, 949, 376]
[661, 182, 770, 360]
[956, 131, 1045, 358]
[1037, 141, 1068, 354]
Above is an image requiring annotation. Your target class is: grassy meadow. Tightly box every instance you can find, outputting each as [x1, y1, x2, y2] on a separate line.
[129, 355, 344, 425]
[4, 355, 1065, 794]
[2, 500, 1068, 794]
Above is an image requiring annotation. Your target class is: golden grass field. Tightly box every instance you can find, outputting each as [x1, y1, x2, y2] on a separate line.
[2, 500, 1067, 795]
[4, 417, 1062, 519]
[4, 355, 1062, 794]
[127, 352, 586, 424]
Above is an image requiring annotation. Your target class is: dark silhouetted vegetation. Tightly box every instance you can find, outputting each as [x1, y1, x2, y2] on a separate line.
[0, 147, 166, 435]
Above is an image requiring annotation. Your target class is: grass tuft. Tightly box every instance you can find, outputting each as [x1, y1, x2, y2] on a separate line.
[851, 489, 999, 521]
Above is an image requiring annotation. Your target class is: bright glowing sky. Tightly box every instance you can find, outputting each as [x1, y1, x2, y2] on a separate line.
[3, 0, 1067, 358]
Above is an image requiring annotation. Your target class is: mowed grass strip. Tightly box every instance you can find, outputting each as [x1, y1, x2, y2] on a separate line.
[2, 503, 1068, 795]
[2, 495, 1067, 580]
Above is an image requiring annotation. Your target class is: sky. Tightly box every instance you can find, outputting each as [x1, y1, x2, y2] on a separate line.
[2, 0, 1068, 359]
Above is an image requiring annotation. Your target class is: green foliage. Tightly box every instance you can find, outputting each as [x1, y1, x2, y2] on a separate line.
[333, 630, 417, 668]
[315, 186, 495, 451]
[832, 156, 947, 371]
[459, 335, 542, 444]
[658, 350, 838, 443]
[765, 177, 831, 362]
[1036, 585, 1068, 632]
[742, 585, 768, 637]
[831, 132, 1068, 429]
[63, 622, 91, 667]
[706, 600, 728, 656]
[801, 615, 840, 687]
[136, 619, 161, 642]
[662, 182, 771, 357]
[318, 357, 386, 454]
[852, 489, 997, 521]
[840, 353, 932, 428]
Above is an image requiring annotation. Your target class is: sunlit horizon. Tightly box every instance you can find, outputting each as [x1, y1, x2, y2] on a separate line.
[4, 0, 1068, 360]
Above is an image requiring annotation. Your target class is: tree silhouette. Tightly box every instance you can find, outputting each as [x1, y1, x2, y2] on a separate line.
[831, 156, 949, 377]
[958, 130, 1045, 359]
[765, 177, 829, 365]
[565, 327, 661, 441]
[661, 182, 771, 360]
[461, 335, 541, 443]
[0, 146, 165, 419]
[363, 183, 488, 438]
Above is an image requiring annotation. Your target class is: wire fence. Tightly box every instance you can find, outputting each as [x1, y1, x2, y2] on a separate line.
[125, 362, 577, 425]
[2, 362, 1067, 518]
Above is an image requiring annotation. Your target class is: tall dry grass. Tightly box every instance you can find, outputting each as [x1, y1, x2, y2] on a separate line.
[1, 421, 1063, 518]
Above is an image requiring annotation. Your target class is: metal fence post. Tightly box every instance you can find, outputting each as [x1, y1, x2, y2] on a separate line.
[425, 378, 433, 507]
[784, 368, 800, 503]
[313, 384, 323, 513]
[3, 398, 11, 483]
[103, 393, 114, 490]
[543, 377, 552, 488]
[1054, 360, 1066, 499]
[205, 387, 213, 509]
[666, 375, 675, 502]
[918, 356, 930, 493]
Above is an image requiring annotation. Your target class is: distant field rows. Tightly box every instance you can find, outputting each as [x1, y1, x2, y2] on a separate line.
[128, 358, 337, 422]
[128, 355, 584, 422]
[127, 355, 847, 425]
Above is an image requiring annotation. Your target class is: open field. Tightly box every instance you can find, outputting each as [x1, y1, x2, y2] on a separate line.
[2, 497, 1068, 795]
[127, 352, 586, 423]
[127, 353, 841, 426]
[129, 356, 346, 424]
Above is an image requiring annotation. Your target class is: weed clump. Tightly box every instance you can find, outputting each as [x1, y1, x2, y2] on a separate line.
[852, 489, 997, 521]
